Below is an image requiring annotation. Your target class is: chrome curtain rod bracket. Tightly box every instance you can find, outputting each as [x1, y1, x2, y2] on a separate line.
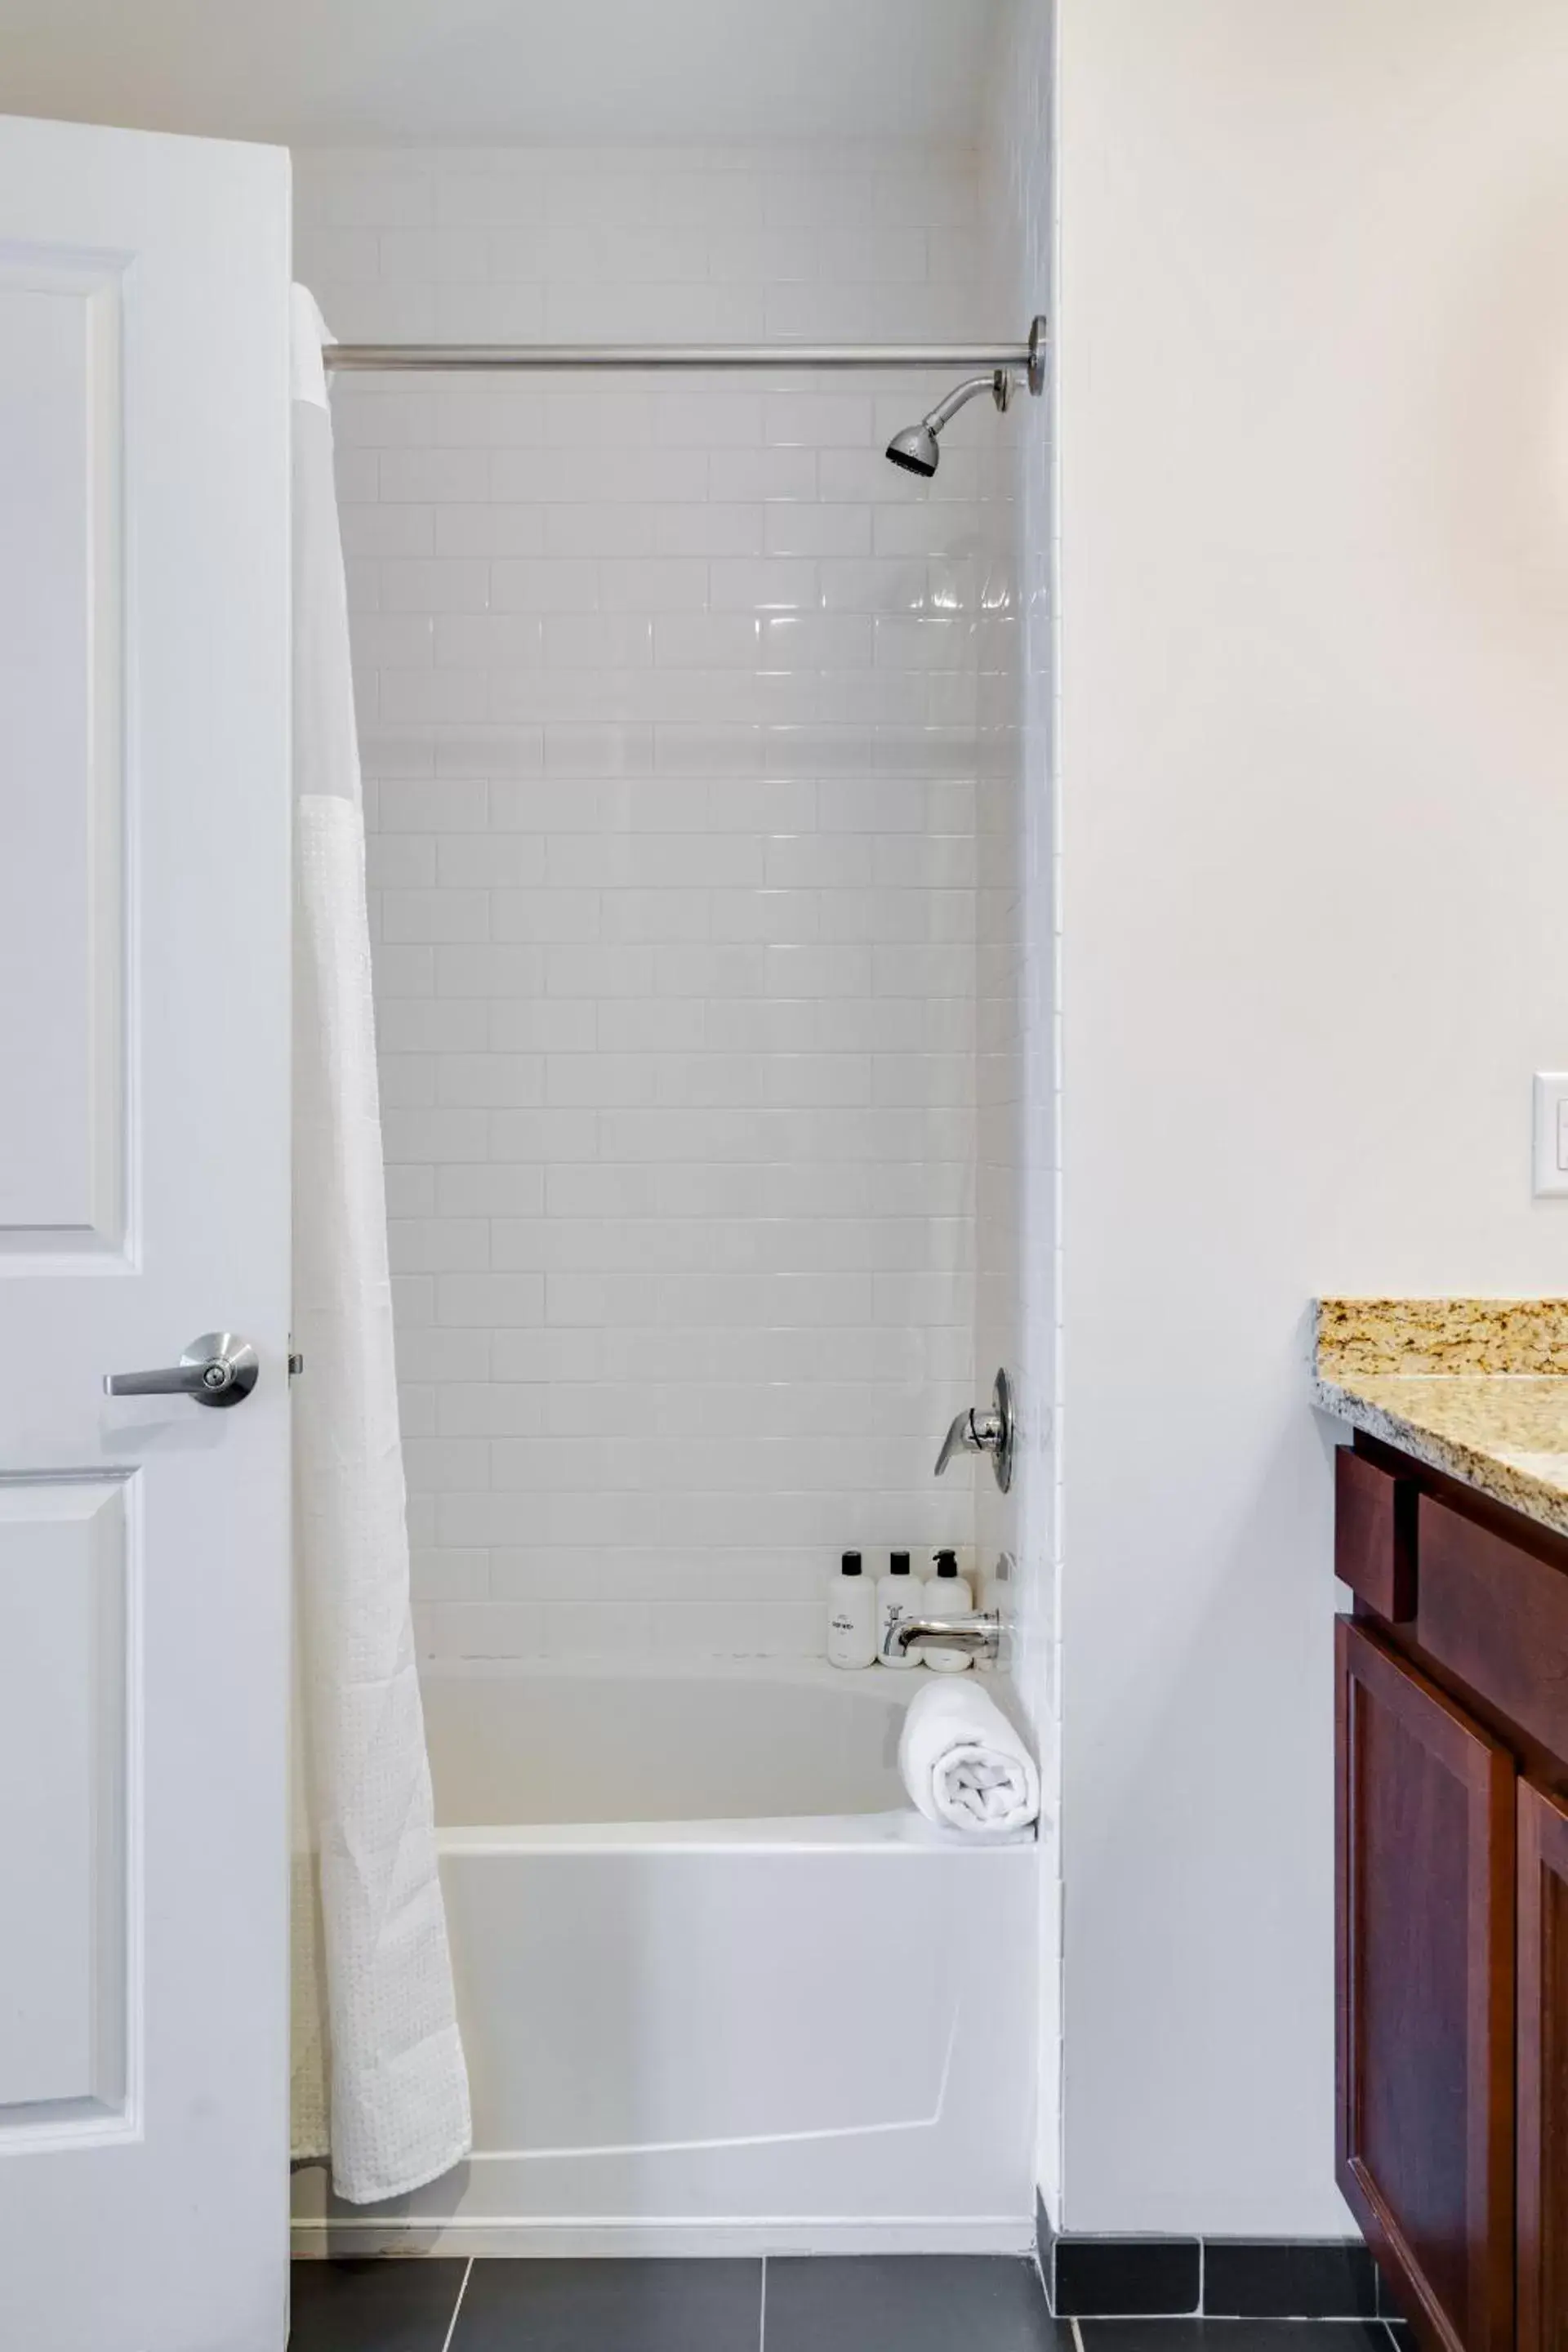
[323, 316, 1048, 381]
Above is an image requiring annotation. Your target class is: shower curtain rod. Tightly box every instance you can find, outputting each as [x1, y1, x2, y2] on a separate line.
[324, 318, 1047, 381]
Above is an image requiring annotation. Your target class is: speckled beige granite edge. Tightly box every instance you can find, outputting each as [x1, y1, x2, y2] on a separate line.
[1309, 1370, 1568, 1538]
[1316, 1296, 1568, 1378]
[1312, 1298, 1568, 1539]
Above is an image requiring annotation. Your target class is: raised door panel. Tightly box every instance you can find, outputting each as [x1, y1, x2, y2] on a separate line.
[0, 1481, 127, 2119]
[1336, 1616, 1515, 2352]
[0, 257, 122, 1248]
[1518, 1779, 1568, 2352]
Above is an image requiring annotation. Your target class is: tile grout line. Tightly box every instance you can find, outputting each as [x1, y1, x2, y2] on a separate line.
[758, 2252, 768, 2352]
[438, 2256, 473, 2352]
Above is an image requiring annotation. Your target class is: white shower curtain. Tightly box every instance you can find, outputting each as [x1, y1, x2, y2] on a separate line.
[289, 287, 471, 2203]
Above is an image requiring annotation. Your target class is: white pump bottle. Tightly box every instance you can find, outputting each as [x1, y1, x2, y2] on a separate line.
[922, 1548, 973, 1672]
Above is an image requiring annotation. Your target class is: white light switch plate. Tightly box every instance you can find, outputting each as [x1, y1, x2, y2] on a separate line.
[1533, 1073, 1568, 1196]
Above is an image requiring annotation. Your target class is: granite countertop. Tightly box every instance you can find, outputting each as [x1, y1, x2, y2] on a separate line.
[1312, 1298, 1568, 1538]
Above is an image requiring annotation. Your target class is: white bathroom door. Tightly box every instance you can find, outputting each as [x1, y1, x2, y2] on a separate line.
[0, 115, 293, 2351]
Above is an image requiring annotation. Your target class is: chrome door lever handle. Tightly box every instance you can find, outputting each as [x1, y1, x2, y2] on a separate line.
[104, 1332, 260, 1409]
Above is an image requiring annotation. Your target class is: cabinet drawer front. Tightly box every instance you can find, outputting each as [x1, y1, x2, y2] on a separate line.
[1418, 1497, 1568, 1758]
[1335, 1448, 1416, 1620]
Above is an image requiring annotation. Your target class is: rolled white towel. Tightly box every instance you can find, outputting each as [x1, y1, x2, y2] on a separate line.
[898, 1677, 1040, 1834]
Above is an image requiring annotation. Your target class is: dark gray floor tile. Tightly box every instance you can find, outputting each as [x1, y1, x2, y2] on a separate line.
[1077, 2325, 1392, 2352]
[450, 2257, 761, 2351]
[764, 2256, 1065, 2352]
[288, 2257, 467, 2352]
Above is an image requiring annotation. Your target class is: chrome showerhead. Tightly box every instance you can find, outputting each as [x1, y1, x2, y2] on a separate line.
[884, 367, 1013, 479]
[885, 420, 940, 477]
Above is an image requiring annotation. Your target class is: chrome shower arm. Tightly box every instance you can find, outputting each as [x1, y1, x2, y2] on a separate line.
[923, 372, 1002, 433]
[884, 336, 1038, 477]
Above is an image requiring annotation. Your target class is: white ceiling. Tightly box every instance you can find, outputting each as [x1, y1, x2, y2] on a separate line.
[0, 0, 1009, 148]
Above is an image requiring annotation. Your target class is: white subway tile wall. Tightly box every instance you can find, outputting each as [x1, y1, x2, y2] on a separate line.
[295, 141, 1018, 1663]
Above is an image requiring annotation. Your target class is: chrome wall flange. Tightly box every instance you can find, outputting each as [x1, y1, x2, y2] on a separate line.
[1027, 314, 1048, 397]
[987, 1365, 1016, 1493]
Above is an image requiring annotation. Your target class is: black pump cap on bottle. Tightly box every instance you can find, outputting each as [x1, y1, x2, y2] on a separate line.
[933, 1549, 960, 1577]
[890, 1551, 911, 1575]
[840, 1551, 863, 1576]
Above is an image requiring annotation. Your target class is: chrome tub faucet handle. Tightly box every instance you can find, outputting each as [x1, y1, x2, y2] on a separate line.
[934, 1406, 977, 1478]
[932, 1368, 1014, 1494]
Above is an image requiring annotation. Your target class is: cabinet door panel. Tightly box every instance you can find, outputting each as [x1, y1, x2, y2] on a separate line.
[1336, 1617, 1515, 2352]
[1519, 1778, 1568, 2352]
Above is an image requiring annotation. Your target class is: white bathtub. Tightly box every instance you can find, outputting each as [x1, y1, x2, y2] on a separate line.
[291, 1659, 1039, 2258]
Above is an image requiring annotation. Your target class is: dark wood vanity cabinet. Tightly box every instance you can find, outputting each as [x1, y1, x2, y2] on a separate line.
[1334, 1440, 1568, 2352]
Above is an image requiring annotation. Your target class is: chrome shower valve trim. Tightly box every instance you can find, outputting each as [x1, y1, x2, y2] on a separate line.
[933, 1367, 1015, 1493]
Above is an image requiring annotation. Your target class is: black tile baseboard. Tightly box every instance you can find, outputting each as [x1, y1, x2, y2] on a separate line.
[1053, 2238, 1201, 2319]
[1036, 2191, 1056, 2290]
[1076, 2324, 1394, 2351]
[1205, 2239, 1377, 2319]
[1034, 2204, 1386, 2322]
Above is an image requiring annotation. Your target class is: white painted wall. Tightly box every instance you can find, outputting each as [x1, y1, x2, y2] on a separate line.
[294, 143, 1008, 1663]
[1055, 0, 1568, 2234]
